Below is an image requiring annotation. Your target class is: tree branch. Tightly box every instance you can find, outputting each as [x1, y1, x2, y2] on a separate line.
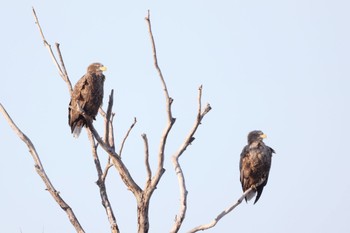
[141, 133, 152, 186]
[187, 179, 266, 233]
[32, 7, 73, 96]
[170, 85, 211, 233]
[87, 130, 119, 233]
[0, 103, 85, 233]
[118, 117, 137, 158]
[102, 89, 115, 148]
[145, 9, 174, 195]
[86, 121, 143, 196]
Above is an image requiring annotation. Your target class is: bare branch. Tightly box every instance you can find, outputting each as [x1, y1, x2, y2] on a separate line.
[170, 86, 211, 233]
[118, 117, 137, 158]
[87, 130, 119, 233]
[32, 7, 72, 96]
[104, 90, 115, 148]
[145, 9, 174, 192]
[55, 43, 73, 95]
[86, 121, 142, 196]
[102, 158, 113, 183]
[141, 133, 152, 186]
[187, 179, 266, 233]
[0, 103, 85, 233]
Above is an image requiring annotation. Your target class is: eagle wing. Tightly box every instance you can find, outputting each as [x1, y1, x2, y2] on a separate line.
[239, 143, 274, 204]
[68, 73, 100, 137]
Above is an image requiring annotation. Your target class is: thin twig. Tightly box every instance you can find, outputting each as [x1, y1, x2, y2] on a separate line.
[187, 179, 266, 233]
[0, 103, 85, 233]
[55, 43, 73, 95]
[170, 86, 211, 233]
[104, 90, 115, 148]
[102, 158, 113, 183]
[87, 130, 119, 233]
[118, 117, 137, 158]
[141, 133, 152, 186]
[32, 8, 71, 93]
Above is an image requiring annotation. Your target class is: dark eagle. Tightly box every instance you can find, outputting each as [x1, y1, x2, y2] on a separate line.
[68, 63, 107, 138]
[239, 130, 275, 204]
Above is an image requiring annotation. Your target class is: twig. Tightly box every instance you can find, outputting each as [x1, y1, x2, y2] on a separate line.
[0, 103, 85, 233]
[87, 130, 119, 233]
[170, 86, 211, 233]
[141, 134, 152, 186]
[118, 117, 137, 158]
[55, 43, 73, 95]
[187, 179, 266, 233]
[104, 90, 115, 148]
[32, 7, 73, 95]
[102, 158, 113, 183]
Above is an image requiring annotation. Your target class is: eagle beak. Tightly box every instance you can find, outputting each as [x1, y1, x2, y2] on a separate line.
[261, 134, 267, 139]
[99, 66, 107, 72]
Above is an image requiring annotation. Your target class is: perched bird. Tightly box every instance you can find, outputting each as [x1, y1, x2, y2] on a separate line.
[68, 63, 107, 138]
[239, 130, 275, 204]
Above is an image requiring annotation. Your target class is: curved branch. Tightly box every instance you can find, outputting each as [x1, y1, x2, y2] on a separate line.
[187, 179, 266, 233]
[118, 117, 137, 158]
[0, 103, 85, 233]
[170, 86, 211, 233]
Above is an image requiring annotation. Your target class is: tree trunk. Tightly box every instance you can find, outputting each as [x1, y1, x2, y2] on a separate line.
[137, 195, 150, 233]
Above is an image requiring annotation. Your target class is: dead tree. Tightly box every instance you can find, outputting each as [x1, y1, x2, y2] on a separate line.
[0, 8, 261, 233]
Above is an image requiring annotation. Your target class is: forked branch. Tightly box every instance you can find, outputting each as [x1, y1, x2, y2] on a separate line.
[145, 9, 174, 196]
[170, 86, 211, 233]
[32, 8, 73, 95]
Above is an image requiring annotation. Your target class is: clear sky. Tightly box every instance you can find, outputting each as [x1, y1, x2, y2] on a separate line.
[1, 1, 350, 233]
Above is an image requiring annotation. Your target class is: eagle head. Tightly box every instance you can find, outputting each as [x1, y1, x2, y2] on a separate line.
[87, 63, 107, 76]
[247, 130, 267, 144]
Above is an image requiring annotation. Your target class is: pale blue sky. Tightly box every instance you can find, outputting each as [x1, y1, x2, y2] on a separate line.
[1, 1, 350, 233]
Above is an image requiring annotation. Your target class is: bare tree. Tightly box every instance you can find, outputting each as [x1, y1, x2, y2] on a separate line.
[0, 8, 262, 233]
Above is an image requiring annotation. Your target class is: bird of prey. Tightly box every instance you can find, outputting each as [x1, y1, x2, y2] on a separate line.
[68, 63, 107, 138]
[239, 130, 275, 204]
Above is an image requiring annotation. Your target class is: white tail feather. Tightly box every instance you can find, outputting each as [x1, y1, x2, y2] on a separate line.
[245, 190, 256, 201]
[73, 126, 82, 138]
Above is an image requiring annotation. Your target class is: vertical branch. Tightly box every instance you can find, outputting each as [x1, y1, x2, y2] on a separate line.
[141, 133, 152, 186]
[170, 86, 211, 233]
[0, 104, 85, 233]
[87, 130, 119, 233]
[145, 9, 174, 192]
[103, 90, 115, 148]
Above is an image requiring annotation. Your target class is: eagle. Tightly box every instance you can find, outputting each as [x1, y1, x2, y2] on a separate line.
[68, 63, 107, 138]
[239, 130, 275, 204]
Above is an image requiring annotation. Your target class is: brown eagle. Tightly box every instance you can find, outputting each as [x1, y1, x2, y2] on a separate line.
[68, 63, 107, 138]
[239, 130, 275, 204]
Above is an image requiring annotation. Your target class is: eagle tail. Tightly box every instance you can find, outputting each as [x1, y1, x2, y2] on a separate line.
[72, 125, 83, 138]
[245, 190, 256, 202]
